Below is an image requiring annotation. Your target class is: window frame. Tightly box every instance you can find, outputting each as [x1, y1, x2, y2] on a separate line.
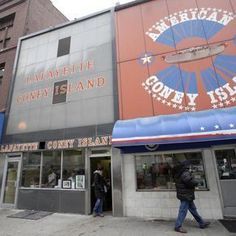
[134, 149, 208, 192]
[20, 149, 85, 190]
[0, 63, 5, 86]
[213, 146, 236, 180]
[62, 149, 85, 189]
[0, 13, 15, 49]
[21, 152, 41, 188]
[57, 36, 71, 57]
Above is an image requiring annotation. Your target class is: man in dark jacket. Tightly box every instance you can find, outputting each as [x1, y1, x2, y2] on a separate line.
[92, 165, 107, 217]
[173, 160, 210, 233]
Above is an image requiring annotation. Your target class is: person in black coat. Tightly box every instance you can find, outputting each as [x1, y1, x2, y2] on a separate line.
[173, 160, 210, 233]
[92, 165, 107, 217]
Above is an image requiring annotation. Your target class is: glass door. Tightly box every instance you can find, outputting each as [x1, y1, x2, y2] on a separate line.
[1, 156, 21, 208]
[90, 156, 112, 213]
[214, 148, 236, 217]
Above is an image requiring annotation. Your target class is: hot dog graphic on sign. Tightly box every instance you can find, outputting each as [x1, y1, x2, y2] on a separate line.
[142, 8, 236, 112]
[116, 1, 236, 119]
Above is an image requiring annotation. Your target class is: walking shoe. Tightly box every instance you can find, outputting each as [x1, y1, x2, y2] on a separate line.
[98, 213, 104, 217]
[200, 222, 211, 229]
[174, 227, 187, 233]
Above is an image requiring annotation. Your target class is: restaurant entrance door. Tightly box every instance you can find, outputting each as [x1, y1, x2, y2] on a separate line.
[214, 148, 236, 217]
[90, 156, 112, 214]
[0, 154, 22, 208]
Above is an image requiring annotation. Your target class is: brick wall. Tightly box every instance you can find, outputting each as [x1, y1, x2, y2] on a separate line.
[27, 0, 68, 35]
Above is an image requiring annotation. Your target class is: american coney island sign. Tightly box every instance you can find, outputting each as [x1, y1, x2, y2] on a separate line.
[140, 8, 236, 111]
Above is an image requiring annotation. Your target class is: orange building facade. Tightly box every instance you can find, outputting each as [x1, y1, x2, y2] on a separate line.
[113, 0, 236, 219]
[116, 0, 236, 119]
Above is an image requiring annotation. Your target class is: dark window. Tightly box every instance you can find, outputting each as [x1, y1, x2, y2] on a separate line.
[0, 13, 15, 49]
[0, 63, 5, 85]
[57, 37, 71, 57]
[0, 13, 15, 30]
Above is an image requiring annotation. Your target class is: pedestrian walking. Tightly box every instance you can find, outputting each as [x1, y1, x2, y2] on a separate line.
[173, 160, 210, 233]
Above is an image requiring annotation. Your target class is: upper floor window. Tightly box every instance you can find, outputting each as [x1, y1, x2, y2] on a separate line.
[57, 37, 71, 57]
[0, 13, 15, 29]
[0, 13, 15, 49]
[0, 63, 5, 85]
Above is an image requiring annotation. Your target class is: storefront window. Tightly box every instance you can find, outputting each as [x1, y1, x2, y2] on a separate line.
[62, 150, 85, 189]
[135, 151, 207, 191]
[20, 149, 87, 189]
[41, 151, 61, 188]
[215, 149, 236, 180]
[21, 152, 41, 188]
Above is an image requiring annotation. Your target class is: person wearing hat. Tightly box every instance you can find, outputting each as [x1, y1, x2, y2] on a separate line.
[173, 160, 210, 233]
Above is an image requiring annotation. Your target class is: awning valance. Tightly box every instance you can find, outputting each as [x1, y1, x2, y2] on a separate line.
[112, 107, 236, 147]
[0, 112, 4, 144]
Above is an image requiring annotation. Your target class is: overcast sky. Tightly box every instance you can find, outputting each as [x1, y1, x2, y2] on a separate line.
[51, 0, 134, 20]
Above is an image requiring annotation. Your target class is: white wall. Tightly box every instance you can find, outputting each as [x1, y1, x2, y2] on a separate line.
[122, 149, 223, 220]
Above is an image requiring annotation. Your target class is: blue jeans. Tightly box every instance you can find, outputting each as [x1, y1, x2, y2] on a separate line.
[175, 200, 205, 229]
[93, 198, 103, 214]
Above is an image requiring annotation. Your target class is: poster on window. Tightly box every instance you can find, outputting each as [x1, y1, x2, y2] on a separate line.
[76, 175, 85, 189]
[62, 180, 71, 189]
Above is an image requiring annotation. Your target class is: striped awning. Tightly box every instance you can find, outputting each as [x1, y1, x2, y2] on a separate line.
[112, 107, 236, 147]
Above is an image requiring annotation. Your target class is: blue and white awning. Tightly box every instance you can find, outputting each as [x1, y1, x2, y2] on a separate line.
[112, 107, 236, 147]
[0, 112, 4, 144]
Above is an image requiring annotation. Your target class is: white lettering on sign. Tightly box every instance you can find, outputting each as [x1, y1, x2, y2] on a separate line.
[0, 142, 39, 153]
[146, 8, 234, 42]
[46, 136, 111, 150]
[143, 75, 198, 107]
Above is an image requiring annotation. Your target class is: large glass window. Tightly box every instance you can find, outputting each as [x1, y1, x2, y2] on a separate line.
[62, 150, 85, 189]
[215, 149, 236, 180]
[20, 150, 86, 189]
[41, 151, 61, 188]
[21, 152, 41, 188]
[135, 151, 207, 191]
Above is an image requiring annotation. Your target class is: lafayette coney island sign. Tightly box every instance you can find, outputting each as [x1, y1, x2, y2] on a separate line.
[0, 136, 111, 153]
[141, 8, 236, 111]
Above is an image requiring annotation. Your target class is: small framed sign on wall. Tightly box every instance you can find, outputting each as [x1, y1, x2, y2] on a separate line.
[76, 175, 85, 189]
[62, 180, 71, 189]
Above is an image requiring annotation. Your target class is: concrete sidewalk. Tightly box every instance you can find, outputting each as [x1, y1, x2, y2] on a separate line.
[0, 209, 235, 236]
